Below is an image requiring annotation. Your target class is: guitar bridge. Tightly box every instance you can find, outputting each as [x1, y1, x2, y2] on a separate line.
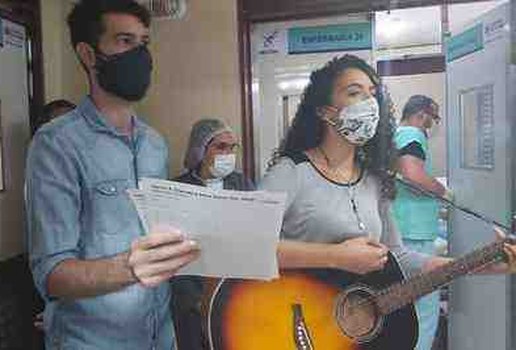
[292, 304, 314, 350]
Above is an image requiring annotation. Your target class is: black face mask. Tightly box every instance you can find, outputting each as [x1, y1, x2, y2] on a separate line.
[95, 45, 153, 102]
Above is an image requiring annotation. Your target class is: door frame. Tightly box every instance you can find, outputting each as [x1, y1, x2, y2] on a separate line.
[0, 0, 44, 134]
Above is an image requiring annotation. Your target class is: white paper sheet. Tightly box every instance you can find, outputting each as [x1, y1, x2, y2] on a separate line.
[128, 178, 286, 280]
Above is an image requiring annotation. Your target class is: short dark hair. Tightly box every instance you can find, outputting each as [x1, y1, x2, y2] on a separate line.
[401, 95, 437, 121]
[42, 99, 76, 116]
[67, 0, 151, 50]
[35, 99, 76, 131]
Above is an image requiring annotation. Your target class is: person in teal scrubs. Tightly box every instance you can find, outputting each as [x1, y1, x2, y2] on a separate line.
[393, 95, 451, 350]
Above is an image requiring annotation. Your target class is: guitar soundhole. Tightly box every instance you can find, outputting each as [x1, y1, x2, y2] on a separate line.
[334, 285, 382, 343]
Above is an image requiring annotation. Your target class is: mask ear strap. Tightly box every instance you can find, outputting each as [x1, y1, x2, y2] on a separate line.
[318, 107, 339, 125]
[321, 116, 337, 127]
[92, 45, 109, 71]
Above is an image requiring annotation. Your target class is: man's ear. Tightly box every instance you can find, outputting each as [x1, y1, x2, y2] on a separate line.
[76, 42, 97, 71]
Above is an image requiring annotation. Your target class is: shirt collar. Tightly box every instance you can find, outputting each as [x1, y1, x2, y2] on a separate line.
[191, 170, 226, 186]
[77, 96, 145, 140]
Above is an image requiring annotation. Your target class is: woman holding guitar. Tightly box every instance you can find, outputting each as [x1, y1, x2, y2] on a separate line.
[208, 55, 516, 350]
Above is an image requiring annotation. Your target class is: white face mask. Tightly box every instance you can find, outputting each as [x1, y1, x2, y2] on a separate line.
[334, 97, 380, 145]
[205, 178, 224, 190]
[209, 154, 236, 179]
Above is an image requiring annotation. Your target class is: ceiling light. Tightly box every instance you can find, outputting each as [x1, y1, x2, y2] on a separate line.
[377, 17, 407, 39]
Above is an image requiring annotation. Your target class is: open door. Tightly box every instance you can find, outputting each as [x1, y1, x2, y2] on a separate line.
[446, 2, 515, 349]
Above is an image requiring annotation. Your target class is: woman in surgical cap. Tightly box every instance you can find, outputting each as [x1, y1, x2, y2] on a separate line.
[177, 118, 254, 191]
[171, 118, 254, 350]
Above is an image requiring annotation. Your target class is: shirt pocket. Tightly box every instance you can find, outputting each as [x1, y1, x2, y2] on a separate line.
[91, 179, 136, 236]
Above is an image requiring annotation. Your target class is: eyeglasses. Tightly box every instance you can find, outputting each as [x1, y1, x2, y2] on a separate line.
[429, 113, 441, 125]
[210, 142, 240, 152]
[421, 107, 441, 125]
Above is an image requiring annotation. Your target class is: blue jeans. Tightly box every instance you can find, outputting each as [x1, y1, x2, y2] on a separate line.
[403, 239, 440, 350]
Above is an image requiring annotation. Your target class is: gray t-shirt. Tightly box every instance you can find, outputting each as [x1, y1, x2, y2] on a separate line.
[259, 153, 427, 276]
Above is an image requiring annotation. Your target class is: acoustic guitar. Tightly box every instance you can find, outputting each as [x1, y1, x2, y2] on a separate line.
[207, 237, 513, 350]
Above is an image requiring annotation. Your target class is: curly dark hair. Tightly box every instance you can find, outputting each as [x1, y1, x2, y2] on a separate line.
[274, 55, 397, 199]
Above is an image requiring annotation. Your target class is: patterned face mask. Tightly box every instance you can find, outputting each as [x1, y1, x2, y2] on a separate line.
[333, 97, 380, 145]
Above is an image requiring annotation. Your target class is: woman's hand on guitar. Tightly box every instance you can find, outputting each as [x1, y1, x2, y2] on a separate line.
[503, 245, 516, 273]
[494, 227, 516, 274]
[480, 227, 516, 274]
[328, 237, 389, 275]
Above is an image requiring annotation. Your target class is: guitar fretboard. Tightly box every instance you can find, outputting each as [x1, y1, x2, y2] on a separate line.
[376, 239, 508, 315]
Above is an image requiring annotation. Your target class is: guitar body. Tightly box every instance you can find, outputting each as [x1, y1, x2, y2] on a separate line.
[208, 254, 418, 350]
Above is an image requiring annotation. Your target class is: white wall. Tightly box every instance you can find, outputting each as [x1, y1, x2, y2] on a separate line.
[41, 0, 87, 104]
[139, 0, 242, 176]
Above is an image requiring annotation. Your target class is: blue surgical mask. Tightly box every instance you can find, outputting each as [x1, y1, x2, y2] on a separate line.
[209, 154, 236, 179]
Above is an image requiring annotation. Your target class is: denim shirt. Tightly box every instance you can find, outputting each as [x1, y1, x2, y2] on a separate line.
[25, 97, 175, 350]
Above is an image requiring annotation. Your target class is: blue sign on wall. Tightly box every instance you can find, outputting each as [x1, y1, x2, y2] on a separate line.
[446, 24, 484, 62]
[288, 23, 372, 55]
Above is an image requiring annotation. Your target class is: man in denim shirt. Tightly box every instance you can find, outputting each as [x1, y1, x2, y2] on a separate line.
[25, 1, 200, 349]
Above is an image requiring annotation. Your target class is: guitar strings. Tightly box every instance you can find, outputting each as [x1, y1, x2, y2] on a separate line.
[341, 242, 506, 315]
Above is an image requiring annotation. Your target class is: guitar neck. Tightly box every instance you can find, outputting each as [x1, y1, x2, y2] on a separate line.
[377, 239, 507, 315]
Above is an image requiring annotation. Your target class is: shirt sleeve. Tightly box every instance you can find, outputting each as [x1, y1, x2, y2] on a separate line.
[398, 141, 426, 161]
[258, 157, 300, 210]
[378, 198, 430, 278]
[395, 128, 427, 151]
[25, 132, 81, 300]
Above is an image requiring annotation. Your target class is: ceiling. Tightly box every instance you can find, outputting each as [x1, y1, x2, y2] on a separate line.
[375, 0, 506, 49]
[376, 6, 441, 49]
[243, 0, 504, 22]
